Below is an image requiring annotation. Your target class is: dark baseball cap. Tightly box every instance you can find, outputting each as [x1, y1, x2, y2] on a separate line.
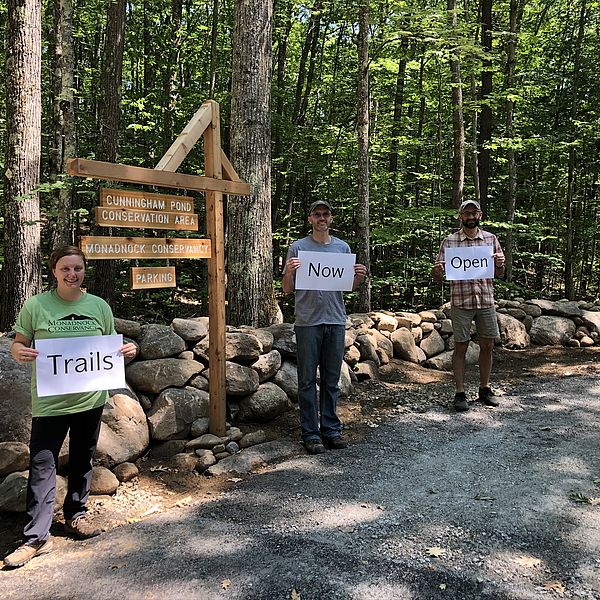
[459, 200, 481, 213]
[308, 200, 334, 214]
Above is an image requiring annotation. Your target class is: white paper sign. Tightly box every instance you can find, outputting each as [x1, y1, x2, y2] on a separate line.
[444, 246, 494, 280]
[35, 335, 125, 397]
[295, 251, 356, 291]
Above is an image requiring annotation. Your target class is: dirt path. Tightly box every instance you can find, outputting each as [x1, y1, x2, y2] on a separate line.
[1, 348, 599, 599]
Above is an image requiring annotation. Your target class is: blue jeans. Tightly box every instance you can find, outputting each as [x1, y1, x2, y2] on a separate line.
[295, 324, 345, 442]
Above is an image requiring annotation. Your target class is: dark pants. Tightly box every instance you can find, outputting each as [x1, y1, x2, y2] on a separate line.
[23, 405, 104, 545]
[295, 324, 345, 442]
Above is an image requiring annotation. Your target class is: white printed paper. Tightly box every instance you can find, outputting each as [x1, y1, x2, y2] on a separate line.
[35, 334, 125, 397]
[444, 245, 494, 281]
[295, 251, 356, 291]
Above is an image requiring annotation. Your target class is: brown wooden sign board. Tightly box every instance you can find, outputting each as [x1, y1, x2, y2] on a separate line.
[95, 207, 199, 231]
[131, 267, 176, 290]
[68, 100, 251, 438]
[81, 236, 211, 259]
[68, 158, 252, 196]
[100, 187, 195, 213]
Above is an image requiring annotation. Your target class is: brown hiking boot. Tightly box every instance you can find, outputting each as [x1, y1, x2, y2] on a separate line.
[323, 436, 348, 450]
[4, 537, 53, 568]
[64, 514, 101, 539]
[304, 440, 327, 455]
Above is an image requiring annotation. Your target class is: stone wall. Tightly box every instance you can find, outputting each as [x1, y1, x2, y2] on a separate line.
[2, 297, 600, 512]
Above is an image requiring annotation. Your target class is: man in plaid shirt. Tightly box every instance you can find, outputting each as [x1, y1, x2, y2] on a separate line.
[433, 200, 505, 411]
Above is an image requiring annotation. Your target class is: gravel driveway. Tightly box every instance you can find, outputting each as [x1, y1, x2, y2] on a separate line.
[2, 373, 599, 599]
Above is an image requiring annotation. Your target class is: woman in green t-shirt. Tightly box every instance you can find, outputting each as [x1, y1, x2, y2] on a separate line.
[4, 245, 137, 569]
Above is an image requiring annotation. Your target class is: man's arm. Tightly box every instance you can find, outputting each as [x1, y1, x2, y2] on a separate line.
[433, 242, 445, 282]
[282, 257, 300, 294]
[352, 263, 367, 291]
[493, 237, 505, 278]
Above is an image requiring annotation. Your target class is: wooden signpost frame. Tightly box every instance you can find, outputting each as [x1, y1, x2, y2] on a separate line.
[67, 99, 251, 436]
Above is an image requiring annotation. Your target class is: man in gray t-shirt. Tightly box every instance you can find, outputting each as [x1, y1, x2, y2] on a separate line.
[282, 201, 367, 455]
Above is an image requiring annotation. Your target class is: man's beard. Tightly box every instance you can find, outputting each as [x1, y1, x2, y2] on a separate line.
[463, 218, 479, 229]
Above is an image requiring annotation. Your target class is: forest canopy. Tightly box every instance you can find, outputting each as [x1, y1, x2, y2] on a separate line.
[1, 0, 598, 326]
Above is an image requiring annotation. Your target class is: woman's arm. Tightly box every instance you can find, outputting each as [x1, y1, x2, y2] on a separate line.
[11, 332, 39, 363]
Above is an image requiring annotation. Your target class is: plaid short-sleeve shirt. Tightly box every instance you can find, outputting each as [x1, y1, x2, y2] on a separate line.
[436, 228, 504, 309]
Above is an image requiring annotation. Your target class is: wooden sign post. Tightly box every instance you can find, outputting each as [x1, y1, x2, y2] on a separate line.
[67, 99, 251, 436]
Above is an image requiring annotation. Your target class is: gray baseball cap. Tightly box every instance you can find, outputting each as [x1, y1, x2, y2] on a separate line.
[308, 200, 334, 214]
[459, 200, 481, 213]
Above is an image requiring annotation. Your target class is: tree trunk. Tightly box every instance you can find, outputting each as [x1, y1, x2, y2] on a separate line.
[284, 1, 322, 215]
[478, 0, 492, 217]
[448, 0, 465, 209]
[228, 0, 277, 327]
[0, 0, 42, 330]
[91, 0, 126, 304]
[388, 37, 408, 212]
[50, 0, 76, 248]
[503, 0, 524, 282]
[463, 0, 480, 203]
[564, 0, 587, 300]
[355, 2, 371, 312]
[272, 8, 293, 229]
[414, 52, 426, 207]
[208, 0, 219, 98]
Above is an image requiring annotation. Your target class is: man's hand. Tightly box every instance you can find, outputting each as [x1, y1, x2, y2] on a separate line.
[282, 257, 300, 294]
[433, 260, 445, 281]
[493, 253, 505, 268]
[352, 263, 367, 290]
[285, 257, 301, 274]
[354, 263, 367, 278]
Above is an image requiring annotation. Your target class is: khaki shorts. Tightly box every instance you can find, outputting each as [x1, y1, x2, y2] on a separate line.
[450, 306, 499, 343]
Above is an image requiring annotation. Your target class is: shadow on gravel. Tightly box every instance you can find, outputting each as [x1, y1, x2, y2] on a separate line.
[2, 372, 598, 600]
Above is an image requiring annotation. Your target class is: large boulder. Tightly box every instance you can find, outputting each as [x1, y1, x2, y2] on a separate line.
[371, 311, 398, 333]
[147, 386, 210, 440]
[530, 316, 576, 346]
[137, 324, 186, 359]
[344, 328, 358, 349]
[95, 393, 150, 468]
[0, 442, 29, 476]
[420, 329, 446, 358]
[390, 327, 420, 363]
[91, 466, 120, 495]
[528, 299, 583, 319]
[126, 358, 204, 394]
[0, 337, 32, 443]
[425, 342, 480, 371]
[170, 318, 208, 343]
[496, 312, 530, 349]
[250, 350, 282, 383]
[204, 362, 260, 396]
[272, 359, 298, 401]
[264, 324, 297, 357]
[235, 326, 274, 353]
[581, 310, 600, 335]
[396, 311, 422, 328]
[338, 361, 353, 397]
[206, 440, 297, 476]
[114, 318, 141, 339]
[355, 334, 380, 366]
[193, 332, 262, 362]
[236, 382, 292, 422]
[0, 471, 67, 513]
[364, 329, 394, 361]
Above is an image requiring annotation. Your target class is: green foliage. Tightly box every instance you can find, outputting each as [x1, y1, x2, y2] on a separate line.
[2, 0, 600, 321]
